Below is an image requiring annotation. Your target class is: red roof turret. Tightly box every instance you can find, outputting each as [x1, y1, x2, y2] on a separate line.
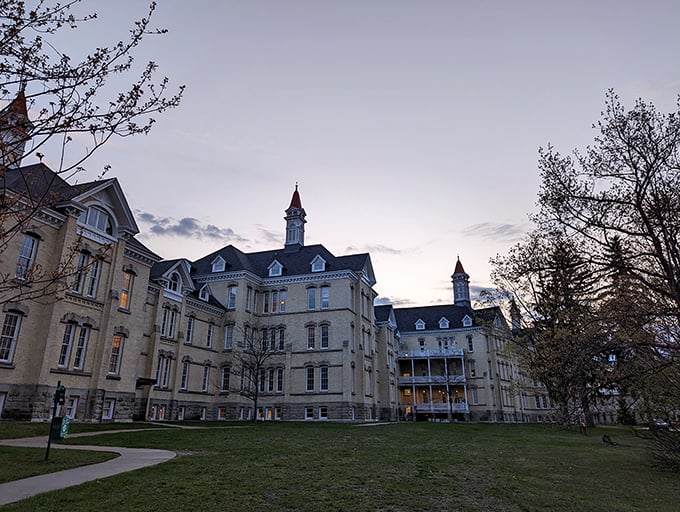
[289, 183, 302, 209]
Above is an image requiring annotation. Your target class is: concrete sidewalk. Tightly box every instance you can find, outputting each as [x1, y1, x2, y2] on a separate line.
[0, 432, 176, 506]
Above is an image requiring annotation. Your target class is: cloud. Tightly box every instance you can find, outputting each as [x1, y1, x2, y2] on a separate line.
[344, 244, 404, 255]
[136, 210, 248, 242]
[256, 224, 282, 244]
[375, 295, 415, 306]
[461, 222, 527, 243]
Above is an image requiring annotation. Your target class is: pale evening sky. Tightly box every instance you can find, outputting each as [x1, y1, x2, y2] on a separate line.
[29, 1, 680, 306]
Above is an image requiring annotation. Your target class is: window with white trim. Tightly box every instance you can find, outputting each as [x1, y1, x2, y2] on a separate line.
[305, 407, 314, 420]
[65, 396, 79, 419]
[102, 398, 115, 420]
[58, 323, 76, 368]
[186, 316, 194, 344]
[320, 286, 330, 309]
[268, 260, 283, 277]
[180, 361, 190, 390]
[108, 335, 124, 375]
[79, 206, 113, 235]
[311, 255, 326, 272]
[276, 367, 284, 393]
[307, 287, 316, 310]
[305, 366, 314, 392]
[199, 284, 210, 302]
[72, 326, 90, 370]
[15, 234, 38, 280]
[319, 406, 328, 420]
[307, 326, 315, 350]
[224, 325, 234, 350]
[211, 256, 225, 273]
[320, 366, 329, 392]
[119, 271, 134, 310]
[415, 319, 425, 330]
[227, 286, 237, 309]
[202, 366, 210, 392]
[206, 323, 214, 348]
[161, 308, 177, 338]
[0, 311, 22, 363]
[462, 315, 473, 328]
[221, 366, 230, 391]
[320, 324, 329, 349]
[168, 272, 181, 293]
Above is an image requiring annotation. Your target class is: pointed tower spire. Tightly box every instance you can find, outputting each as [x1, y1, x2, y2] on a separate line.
[284, 183, 306, 251]
[509, 298, 521, 331]
[0, 89, 33, 169]
[451, 256, 471, 307]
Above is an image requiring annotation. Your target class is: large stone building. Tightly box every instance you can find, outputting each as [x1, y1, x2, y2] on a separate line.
[0, 91, 552, 424]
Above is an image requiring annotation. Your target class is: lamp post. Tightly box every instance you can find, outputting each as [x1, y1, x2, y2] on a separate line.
[45, 381, 66, 461]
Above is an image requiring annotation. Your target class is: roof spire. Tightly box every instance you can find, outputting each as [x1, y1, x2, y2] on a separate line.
[285, 183, 306, 251]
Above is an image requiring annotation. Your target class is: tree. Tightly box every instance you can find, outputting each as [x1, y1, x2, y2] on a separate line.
[0, 1, 183, 304]
[230, 325, 281, 422]
[493, 90, 680, 468]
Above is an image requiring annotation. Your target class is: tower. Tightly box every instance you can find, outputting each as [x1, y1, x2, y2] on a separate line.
[0, 90, 33, 169]
[451, 257, 471, 307]
[284, 184, 306, 251]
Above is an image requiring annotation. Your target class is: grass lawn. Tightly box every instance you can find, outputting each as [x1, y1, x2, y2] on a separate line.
[1, 422, 677, 511]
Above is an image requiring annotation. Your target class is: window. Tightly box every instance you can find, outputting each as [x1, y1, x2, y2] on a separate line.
[279, 290, 286, 312]
[206, 323, 214, 348]
[276, 367, 284, 393]
[58, 323, 76, 367]
[320, 366, 329, 392]
[271, 291, 278, 313]
[80, 206, 112, 234]
[277, 328, 285, 351]
[108, 335, 124, 375]
[72, 326, 89, 370]
[102, 399, 115, 420]
[365, 368, 372, 395]
[180, 362, 189, 390]
[218, 407, 227, 420]
[156, 355, 171, 389]
[211, 256, 225, 273]
[177, 406, 185, 421]
[311, 255, 326, 272]
[161, 308, 177, 338]
[307, 287, 316, 310]
[227, 286, 237, 309]
[168, 272, 181, 293]
[224, 325, 233, 350]
[467, 336, 474, 352]
[469, 360, 476, 377]
[119, 272, 134, 309]
[199, 285, 210, 301]
[351, 364, 356, 394]
[65, 396, 79, 419]
[439, 317, 450, 329]
[268, 368, 275, 392]
[200, 407, 207, 420]
[462, 315, 473, 328]
[307, 326, 315, 350]
[415, 319, 425, 330]
[320, 324, 329, 349]
[269, 328, 276, 351]
[268, 260, 282, 277]
[263, 291, 270, 313]
[259, 368, 266, 393]
[319, 406, 328, 420]
[202, 366, 210, 392]
[246, 287, 252, 311]
[253, 291, 259, 312]
[320, 286, 330, 309]
[186, 317, 194, 344]
[16, 234, 38, 279]
[73, 253, 100, 298]
[306, 367, 314, 392]
[0, 312, 22, 363]
[419, 338, 425, 350]
[305, 407, 314, 420]
[221, 366, 230, 391]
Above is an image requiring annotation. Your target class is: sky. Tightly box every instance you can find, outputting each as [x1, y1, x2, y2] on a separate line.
[22, 0, 680, 306]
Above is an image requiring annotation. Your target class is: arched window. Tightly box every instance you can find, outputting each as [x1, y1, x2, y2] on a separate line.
[79, 206, 113, 235]
[168, 272, 181, 293]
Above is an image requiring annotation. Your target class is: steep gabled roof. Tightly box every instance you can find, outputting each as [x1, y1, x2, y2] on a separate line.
[394, 304, 476, 331]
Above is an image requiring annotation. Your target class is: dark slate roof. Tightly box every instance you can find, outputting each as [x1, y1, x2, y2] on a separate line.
[0, 163, 109, 206]
[125, 236, 161, 261]
[374, 304, 393, 323]
[191, 243, 370, 279]
[150, 259, 183, 280]
[394, 304, 476, 331]
[189, 287, 227, 310]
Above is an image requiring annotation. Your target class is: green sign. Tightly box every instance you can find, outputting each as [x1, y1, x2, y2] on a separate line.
[60, 416, 70, 438]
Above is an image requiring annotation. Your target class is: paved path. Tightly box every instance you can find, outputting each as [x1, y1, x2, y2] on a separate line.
[0, 431, 176, 506]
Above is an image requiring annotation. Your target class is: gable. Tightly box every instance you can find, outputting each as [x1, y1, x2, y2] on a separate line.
[72, 178, 139, 236]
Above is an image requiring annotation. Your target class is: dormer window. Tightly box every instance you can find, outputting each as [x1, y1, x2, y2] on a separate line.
[211, 256, 226, 273]
[311, 255, 326, 272]
[168, 272, 181, 293]
[79, 206, 113, 235]
[462, 315, 473, 328]
[268, 260, 283, 277]
[415, 319, 425, 331]
[438, 317, 450, 329]
[199, 284, 210, 302]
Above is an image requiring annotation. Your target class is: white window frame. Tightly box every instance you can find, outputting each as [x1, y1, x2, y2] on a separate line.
[102, 398, 115, 420]
[58, 323, 76, 368]
[202, 366, 210, 392]
[305, 366, 314, 392]
[72, 326, 90, 370]
[221, 366, 230, 391]
[186, 316, 194, 344]
[15, 234, 38, 280]
[320, 366, 329, 392]
[227, 286, 237, 309]
[320, 286, 330, 309]
[206, 323, 214, 348]
[119, 271, 134, 310]
[108, 335, 124, 375]
[320, 324, 329, 349]
[224, 325, 233, 350]
[0, 312, 22, 363]
[180, 361, 190, 390]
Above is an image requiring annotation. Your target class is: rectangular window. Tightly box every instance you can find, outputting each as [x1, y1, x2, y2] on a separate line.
[320, 324, 329, 349]
[306, 367, 314, 392]
[0, 312, 21, 363]
[72, 326, 89, 370]
[319, 406, 328, 420]
[102, 398, 115, 420]
[259, 368, 266, 393]
[224, 325, 233, 350]
[263, 291, 270, 313]
[227, 286, 237, 309]
[177, 406, 185, 421]
[268, 368, 275, 392]
[467, 336, 474, 352]
[119, 272, 134, 309]
[161, 357, 171, 388]
[181, 362, 189, 390]
[307, 326, 315, 350]
[65, 396, 79, 419]
[307, 288, 316, 310]
[320, 366, 329, 392]
[58, 323, 76, 367]
[16, 234, 38, 279]
[218, 407, 227, 420]
[469, 360, 476, 377]
[320, 286, 330, 309]
[221, 366, 230, 391]
[279, 290, 286, 312]
[86, 259, 101, 298]
[271, 291, 278, 313]
[108, 335, 124, 375]
[471, 387, 479, 405]
[73, 252, 88, 293]
[246, 287, 252, 311]
[269, 328, 276, 351]
[305, 407, 314, 420]
[253, 291, 259, 313]
[202, 366, 210, 392]
[276, 367, 284, 393]
[200, 407, 207, 420]
[186, 317, 194, 344]
[277, 328, 285, 351]
[206, 323, 214, 348]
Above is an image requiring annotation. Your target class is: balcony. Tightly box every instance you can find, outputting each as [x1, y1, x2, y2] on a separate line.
[400, 402, 469, 414]
[398, 348, 464, 359]
[398, 374, 466, 386]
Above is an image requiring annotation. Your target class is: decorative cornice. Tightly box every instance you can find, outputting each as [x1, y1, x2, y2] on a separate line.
[186, 297, 225, 315]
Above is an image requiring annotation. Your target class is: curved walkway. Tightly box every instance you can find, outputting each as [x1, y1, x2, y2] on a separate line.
[0, 430, 176, 506]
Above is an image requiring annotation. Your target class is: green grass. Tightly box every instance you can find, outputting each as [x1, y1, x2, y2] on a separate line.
[0, 447, 117, 484]
[0, 421, 173, 439]
[1, 422, 678, 511]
